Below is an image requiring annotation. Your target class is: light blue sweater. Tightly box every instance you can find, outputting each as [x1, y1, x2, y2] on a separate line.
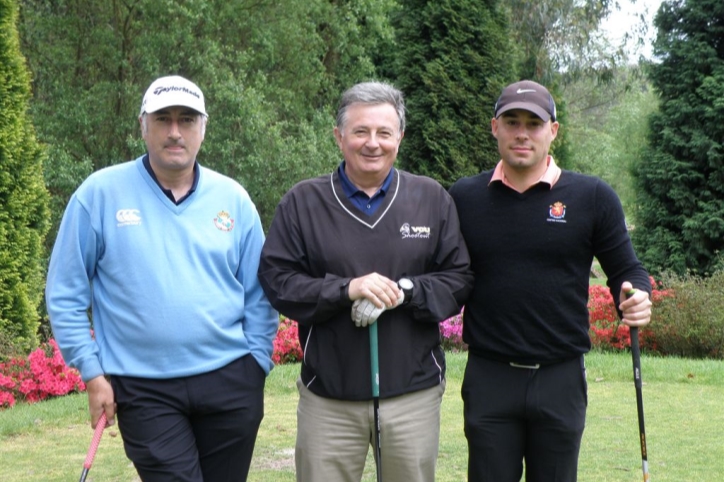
[46, 156, 279, 382]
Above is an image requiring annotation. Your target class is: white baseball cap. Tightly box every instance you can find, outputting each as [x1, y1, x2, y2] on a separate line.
[139, 75, 207, 116]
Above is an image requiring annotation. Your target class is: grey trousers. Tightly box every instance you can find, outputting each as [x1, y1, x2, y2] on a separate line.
[295, 378, 445, 482]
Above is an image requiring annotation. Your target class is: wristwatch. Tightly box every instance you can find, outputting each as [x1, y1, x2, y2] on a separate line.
[398, 277, 414, 304]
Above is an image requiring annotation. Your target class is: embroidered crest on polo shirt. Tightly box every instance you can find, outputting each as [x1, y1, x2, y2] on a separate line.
[214, 211, 235, 232]
[547, 202, 567, 224]
[116, 209, 142, 227]
[400, 223, 431, 239]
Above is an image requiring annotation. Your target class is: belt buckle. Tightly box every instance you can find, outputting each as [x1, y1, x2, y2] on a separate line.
[509, 362, 540, 369]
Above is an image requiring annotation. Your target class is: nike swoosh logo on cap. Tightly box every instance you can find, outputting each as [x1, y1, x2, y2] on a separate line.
[517, 88, 537, 94]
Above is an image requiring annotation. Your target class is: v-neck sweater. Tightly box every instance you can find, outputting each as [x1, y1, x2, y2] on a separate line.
[259, 169, 473, 400]
[449, 169, 651, 364]
[46, 156, 279, 382]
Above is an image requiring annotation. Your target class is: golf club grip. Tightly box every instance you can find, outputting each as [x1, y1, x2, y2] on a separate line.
[369, 322, 380, 397]
[84, 412, 107, 468]
[630, 327, 643, 390]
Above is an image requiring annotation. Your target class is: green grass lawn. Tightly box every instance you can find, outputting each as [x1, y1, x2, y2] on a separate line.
[1, 351, 723, 481]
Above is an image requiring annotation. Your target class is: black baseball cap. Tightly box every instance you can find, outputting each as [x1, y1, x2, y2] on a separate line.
[494, 80, 556, 122]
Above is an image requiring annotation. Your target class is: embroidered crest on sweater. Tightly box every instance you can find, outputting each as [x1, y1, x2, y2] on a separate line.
[214, 211, 235, 231]
[548, 202, 567, 223]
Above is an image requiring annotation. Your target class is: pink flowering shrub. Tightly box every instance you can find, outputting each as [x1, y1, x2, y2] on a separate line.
[272, 317, 303, 365]
[440, 308, 466, 352]
[0, 339, 85, 408]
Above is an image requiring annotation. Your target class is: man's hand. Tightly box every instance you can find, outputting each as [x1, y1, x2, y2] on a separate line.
[86, 376, 117, 429]
[352, 291, 404, 327]
[619, 281, 652, 327]
[348, 272, 401, 309]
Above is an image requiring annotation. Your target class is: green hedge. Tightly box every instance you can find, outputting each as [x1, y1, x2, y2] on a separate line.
[647, 271, 724, 360]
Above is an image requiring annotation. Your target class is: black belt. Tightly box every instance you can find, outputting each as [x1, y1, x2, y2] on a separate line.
[507, 356, 579, 369]
[470, 350, 579, 370]
[509, 362, 542, 369]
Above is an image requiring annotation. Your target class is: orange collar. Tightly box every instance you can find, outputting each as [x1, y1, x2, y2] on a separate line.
[489, 156, 561, 192]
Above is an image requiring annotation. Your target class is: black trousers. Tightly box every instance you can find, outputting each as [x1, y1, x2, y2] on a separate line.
[111, 355, 265, 482]
[462, 354, 587, 482]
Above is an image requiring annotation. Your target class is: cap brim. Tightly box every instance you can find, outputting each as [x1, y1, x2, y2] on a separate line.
[496, 102, 551, 121]
[143, 104, 207, 116]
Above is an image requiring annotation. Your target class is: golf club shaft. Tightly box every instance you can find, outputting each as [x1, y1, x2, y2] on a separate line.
[626, 289, 649, 481]
[79, 468, 90, 482]
[79, 412, 107, 482]
[630, 326, 649, 481]
[369, 322, 382, 482]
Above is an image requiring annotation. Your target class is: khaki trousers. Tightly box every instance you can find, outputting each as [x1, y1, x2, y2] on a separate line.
[295, 378, 445, 482]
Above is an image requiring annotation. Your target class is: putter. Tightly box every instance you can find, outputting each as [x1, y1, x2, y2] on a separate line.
[79, 412, 107, 482]
[627, 289, 650, 481]
[369, 322, 382, 482]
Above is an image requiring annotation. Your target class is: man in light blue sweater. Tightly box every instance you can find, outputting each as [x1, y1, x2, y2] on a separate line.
[46, 75, 279, 482]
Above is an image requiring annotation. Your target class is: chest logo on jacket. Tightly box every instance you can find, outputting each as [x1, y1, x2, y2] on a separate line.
[547, 202, 567, 224]
[116, 209, 142, 227]
[400, 223, 431, 239]
[213, 210, 235, 232]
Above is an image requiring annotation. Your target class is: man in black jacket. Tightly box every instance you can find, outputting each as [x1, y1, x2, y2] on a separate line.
[259, 81, 473, 481]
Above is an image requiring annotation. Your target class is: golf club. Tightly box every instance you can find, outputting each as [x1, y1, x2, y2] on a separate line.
[369, 321, 382, 482]
[627, 289, 650, 481]
[79, 412, 107, 482]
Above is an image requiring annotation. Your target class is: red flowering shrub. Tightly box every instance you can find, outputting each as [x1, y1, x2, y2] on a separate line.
[436, 277, 676, 355]
[0, 339, 85, 408]
[588, 285, 633, 350]
[6, 274, 706, 410]
[0, 373, 16, 407]
[273, 317, 303, 365]
[588, 276, 673, 352]
[0, 320, 306, 409]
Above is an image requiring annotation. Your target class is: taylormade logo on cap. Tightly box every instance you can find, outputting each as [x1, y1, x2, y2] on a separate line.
[140, 75, 207, 116]
[494, 80, 556, 122]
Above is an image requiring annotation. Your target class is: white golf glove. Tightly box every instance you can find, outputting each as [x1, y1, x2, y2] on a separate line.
[351, 291, 405, 328]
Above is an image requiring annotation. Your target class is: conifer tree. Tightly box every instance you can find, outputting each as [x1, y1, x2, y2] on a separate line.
[633, 0, 724, 276]
[0, 0, 51, 352]
[389, 0, 515, 186]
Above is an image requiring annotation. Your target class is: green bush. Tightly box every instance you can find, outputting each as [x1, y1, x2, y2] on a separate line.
[647, 271, 724, 360]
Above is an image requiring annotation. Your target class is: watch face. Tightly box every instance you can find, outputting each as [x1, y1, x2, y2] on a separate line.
[399, 278, 414, 290]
